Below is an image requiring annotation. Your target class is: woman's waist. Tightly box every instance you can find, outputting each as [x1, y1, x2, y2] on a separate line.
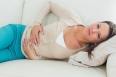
[33, 43, 73, 59]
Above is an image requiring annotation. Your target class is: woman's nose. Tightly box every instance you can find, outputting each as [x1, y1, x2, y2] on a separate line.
[92, 29, 99, 33]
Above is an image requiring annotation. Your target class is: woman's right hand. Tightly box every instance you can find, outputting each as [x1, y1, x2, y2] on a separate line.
[30, 25, 44, 45]
[23, 38, 36, 60]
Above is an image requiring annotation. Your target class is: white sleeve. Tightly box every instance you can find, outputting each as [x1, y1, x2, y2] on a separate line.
[34, 0, 81, 25]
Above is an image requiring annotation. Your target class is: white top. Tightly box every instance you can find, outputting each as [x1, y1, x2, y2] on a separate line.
[56, 31, 66, 48]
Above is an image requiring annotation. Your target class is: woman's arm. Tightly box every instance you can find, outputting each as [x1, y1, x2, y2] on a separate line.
[32, 0, 81, 45]
[34, 0, 80, 25]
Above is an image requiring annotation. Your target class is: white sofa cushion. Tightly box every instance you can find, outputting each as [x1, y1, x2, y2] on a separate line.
[0, 0, 116, 77]
[74, 35, 116, 67]
[107, 53, 116, 77]
[22, 0, 116, 26]
[0, 0, 24, 27]
[22, 0, 47, 26]
[0, 60, 107, 77]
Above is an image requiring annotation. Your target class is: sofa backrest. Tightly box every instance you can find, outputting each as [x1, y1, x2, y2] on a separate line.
[0, 0, 115, 27]
[0, 0, 24, 27]
[22, 0, 116, 26]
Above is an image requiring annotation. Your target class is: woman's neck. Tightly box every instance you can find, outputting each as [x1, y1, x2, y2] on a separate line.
[73, 25, 88, 47]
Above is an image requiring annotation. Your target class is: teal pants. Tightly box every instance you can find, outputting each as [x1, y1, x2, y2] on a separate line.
[0, 24, 26, 63]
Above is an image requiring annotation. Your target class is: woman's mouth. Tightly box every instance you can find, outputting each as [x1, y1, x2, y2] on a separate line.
[88, 28, 90, 35]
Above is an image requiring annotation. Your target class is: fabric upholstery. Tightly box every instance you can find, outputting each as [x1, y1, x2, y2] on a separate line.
[0, 60, 107, 77]
[0, 0, 116, 77]
[107, 53, 116, 77]
[0, 0, 24, 27]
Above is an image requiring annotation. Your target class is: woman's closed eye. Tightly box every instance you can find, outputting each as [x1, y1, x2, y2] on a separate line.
[97, 24, 100, 28]
[98, 33, 101, 39]
[97, 24, 101, 39]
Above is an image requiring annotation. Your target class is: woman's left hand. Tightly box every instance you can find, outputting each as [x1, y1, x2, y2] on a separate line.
[30, 25, 44, 46]
[23, 38, 36, 60]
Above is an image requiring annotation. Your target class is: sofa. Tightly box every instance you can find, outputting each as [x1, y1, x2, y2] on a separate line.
[0, 0, 116, 77]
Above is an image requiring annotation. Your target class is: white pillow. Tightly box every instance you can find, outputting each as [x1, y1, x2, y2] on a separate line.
[92, 35, 116, 63]
[67, 35, 116, 67]
[0, 0, 24, 27]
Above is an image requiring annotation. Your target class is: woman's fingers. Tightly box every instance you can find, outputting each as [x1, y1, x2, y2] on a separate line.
[31, 32, 38, 45]
[23, 38, 28, 52]
[32, 34, 39, 45]
[23, 38, 36, 60]
[23, 38, 30, 49]
[29, 42, 35, 50]
[35, 32, 40, 45]
[30, 25, 44, 46]
[39, 27, 44, 35]
[32, 35, 36, 45]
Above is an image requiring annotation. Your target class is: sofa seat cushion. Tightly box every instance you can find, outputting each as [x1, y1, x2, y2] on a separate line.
[107, 53, 116, 77]
[0, 60, 106, 77]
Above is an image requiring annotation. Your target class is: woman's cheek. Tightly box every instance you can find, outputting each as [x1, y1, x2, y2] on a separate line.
[91, 35, 99, 42]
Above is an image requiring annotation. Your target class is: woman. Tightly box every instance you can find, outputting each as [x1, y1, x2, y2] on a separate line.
[0, 0, 115, 65]
[23, 0, 116, 62]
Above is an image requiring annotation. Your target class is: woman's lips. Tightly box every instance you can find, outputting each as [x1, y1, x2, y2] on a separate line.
[88, 28, 90, 35]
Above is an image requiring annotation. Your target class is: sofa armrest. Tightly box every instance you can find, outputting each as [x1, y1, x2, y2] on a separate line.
[107, 53, 116, 77]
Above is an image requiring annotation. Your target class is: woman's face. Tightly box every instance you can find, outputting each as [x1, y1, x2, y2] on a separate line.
[83, 22, 110, 44]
